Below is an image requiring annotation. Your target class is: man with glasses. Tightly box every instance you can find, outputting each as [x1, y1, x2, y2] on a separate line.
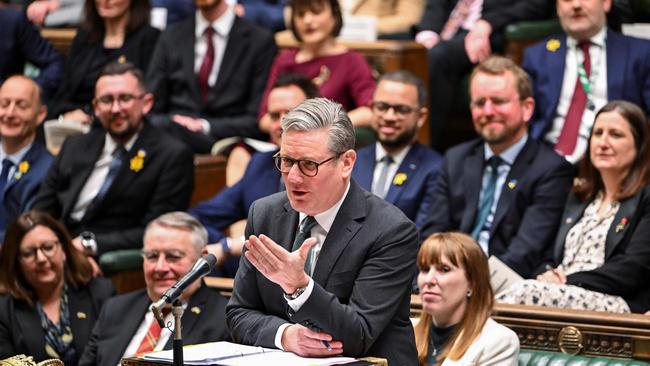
[34, 62, 194, 263]
[420, 56, 573, 278]
[0, 75, 53, 241]
[227, 98, 418, 364]
[352, 71, 442, 230]
[79, 212, 229, 366]
[188, 73, 319, 277]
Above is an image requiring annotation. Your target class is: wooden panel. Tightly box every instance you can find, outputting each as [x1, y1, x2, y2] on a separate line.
[41, 27, 77, 56]
[110, 271, 146, 295]
[191, 154, 227, 207]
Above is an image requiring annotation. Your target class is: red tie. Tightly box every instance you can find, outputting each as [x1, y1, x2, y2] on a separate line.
[197, 26, 215, 101]
[555, 41, 591, 156]
[135, 308, 171, 355]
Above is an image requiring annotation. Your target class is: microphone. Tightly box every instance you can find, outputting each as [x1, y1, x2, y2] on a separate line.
[150, 254, 217, 327]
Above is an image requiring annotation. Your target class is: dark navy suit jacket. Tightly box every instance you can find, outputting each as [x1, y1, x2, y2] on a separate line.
[1, 142, 53, 240]
[420, 137, 574, 278]
[352, 142, 442, 229]
[0, 8, 63, 101]
[524, 29, 650, 139]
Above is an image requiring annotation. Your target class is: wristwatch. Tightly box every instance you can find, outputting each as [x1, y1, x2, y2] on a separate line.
[284, 285, 308, 300]
[80, 231, 98, 256]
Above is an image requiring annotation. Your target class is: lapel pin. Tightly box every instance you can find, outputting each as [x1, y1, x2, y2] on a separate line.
[409, 163, 416, 170]
[191, 306, 201, 314]
[77, 312, 87, 319]
[130, 149, 146, 173]
[615, 217, 628, 233]
[392, 173, 407, 186]
[546, 38, 560, 52]
[565, 217, 573, 224]
[507, 180, 518, 189]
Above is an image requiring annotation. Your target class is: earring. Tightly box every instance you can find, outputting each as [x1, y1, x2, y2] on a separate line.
[466, 290, 472, 298]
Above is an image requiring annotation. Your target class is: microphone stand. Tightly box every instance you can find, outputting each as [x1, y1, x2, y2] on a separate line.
[172, 299, 184, 366]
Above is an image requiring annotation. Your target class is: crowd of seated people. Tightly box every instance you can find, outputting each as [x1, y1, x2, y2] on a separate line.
[2, 0, 650, 364]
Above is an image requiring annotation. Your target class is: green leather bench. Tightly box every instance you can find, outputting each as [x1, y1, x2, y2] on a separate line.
[520, 350, 650, 366]
[99, 249, 145, 293]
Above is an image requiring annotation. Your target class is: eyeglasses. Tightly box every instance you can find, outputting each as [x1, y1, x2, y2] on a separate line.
[94, 93, 145, 109]
[273, 152, 340, 177]
[469, 97, 513, 110]
[268, 109, 291, 121]
[20, 240, 60, 261]
[142, 250, 187, 264]
[371, 102, 418, 117]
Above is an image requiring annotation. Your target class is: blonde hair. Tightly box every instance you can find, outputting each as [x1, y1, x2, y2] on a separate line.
[414, 232, 493, 366]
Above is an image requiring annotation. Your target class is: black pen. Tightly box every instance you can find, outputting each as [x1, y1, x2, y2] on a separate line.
[321, 340, 332, 351]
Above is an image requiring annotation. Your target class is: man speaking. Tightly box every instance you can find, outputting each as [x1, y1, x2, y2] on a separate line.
[226, 98, 418, 365]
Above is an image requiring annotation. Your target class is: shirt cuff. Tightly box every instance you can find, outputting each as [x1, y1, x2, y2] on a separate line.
[200, 119, 210, 135]
[274, 323, 291, 350]
[286, 277, 314, 312]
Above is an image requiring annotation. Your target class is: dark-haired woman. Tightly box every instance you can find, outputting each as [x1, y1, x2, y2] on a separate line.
[47, 0, 159, 123]
[499, 100, 650, 313]
[0, 210, 115, 365]
[258, 0, 375, 133]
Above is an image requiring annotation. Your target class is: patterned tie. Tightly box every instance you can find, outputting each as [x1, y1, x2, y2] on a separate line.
[291, 216, 319, 275]
[135, 308, 171, 355]
[0, 159, 15, 225]
[372, 155, 394, 198]
[86, 146, 126, 217]
[555, 41, 592, 157]
[471, 156, 502, 239]
[440, 0, 476, 40]
[197, 26, 215, 101]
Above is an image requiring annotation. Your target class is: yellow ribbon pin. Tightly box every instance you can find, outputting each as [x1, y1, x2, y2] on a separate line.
[392, 173, 407, 186]
[77, 312, 87, 319]
[191, 306, 201, 314]
[546, 39, 561, 52]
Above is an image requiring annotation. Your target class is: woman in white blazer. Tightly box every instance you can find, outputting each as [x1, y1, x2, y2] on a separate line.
[414, 232, 519, 366]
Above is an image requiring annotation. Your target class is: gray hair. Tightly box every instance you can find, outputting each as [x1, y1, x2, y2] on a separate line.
[145, 212, 207, 254]
[281, 98, 355, 153]
[377, 70, 428, 107]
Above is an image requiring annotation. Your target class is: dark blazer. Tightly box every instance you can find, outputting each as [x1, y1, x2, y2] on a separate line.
[78, 284, 229, 366]
[226, 181, 418, 366]
[420, 137, 574, 278]
[47, 24, 160, 119]
[0, 277, 116, 365]
[1, 142, 54, 239]
[352, 143, 442, 229]
[189, 149, 280, 244]
[551, 186, 650, 313]
[0, 8, 63, 101]
[33, 121, 194, 255]
[524, 29, 650, 139]
[146, 15, 277, 142]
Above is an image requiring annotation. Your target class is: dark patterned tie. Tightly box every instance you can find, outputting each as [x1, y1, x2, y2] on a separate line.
[292, 216, 318, 275]
[471, 156, 502, 239]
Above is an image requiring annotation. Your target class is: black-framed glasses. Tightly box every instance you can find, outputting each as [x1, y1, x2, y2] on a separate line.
[94, 93, 145, 109]
[273, 152, 340, 177]
[141, 249, 187, 264]
[371, 101, 418, 117]
[20, 240, 60, 261]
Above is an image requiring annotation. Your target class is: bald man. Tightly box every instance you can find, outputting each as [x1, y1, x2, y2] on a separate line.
[0, 75, 53, 240]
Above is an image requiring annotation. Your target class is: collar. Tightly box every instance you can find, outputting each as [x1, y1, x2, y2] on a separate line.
[567, 26, 607, 49]
[0, 142, 32, 166]
[374, 142, 411, 167]
[299, 181, 351, 234]
[484, 133, 528, 165]
[103, 132, 139, 155]
[195, 6, 235, 40]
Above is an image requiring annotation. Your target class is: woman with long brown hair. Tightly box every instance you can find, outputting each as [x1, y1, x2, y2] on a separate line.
[415, 232, 518, 366]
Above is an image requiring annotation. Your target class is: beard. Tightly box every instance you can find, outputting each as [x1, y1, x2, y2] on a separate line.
[376, 124, 418, 150]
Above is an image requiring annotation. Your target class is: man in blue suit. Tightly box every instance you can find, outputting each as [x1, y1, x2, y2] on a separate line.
[421, 56, 574, 278]
[352, 71, 442, 230]
[524, 0, 650, 163]
[188, 74, 319, 276]
[0, 76, 54, 240]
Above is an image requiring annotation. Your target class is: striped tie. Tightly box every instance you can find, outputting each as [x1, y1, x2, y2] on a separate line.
[135, 308, 171, 355]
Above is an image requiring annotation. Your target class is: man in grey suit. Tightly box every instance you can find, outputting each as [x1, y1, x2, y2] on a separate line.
[226, 98, 418, 365]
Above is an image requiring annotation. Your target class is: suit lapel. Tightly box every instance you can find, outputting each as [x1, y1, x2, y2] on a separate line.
[491, 139, 537, 233]
[553, 196, 588, 263]
[211, 18, 248, 103]
[605, 29, 625, 100]
[354, 145, 375, 192]
[181, 17, 202, 104]
[459, 145, 484, 232]
[385, 144, 420, 204]
[63, 131, 105, 218]
[68, 286, 94, 357]
[312, 183, 364, 285]
[106, 294, 150, 366]
[14, 301, 47, 360]
[548, 35, 568, 115]
[163, 284, 211, 349]
[4, 142, 40, 194]
[605, 190, 641, 258]
[279, 201, 301, 251]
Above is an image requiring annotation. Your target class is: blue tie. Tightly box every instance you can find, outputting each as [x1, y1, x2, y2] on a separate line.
[85, 147, 126, 217]
[471, 156, 502, 239]
[0, 159, 15, 227]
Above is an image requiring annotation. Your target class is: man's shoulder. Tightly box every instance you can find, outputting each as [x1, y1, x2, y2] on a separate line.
[139, 122, 193, 156]
[158, 14, 195, 42]
[103, 288, 148, 309]
[231, 16, 275, 43]
[523, 138, 572, 173]
[410, 143, 442, 165]
[443, 138, 483, 160]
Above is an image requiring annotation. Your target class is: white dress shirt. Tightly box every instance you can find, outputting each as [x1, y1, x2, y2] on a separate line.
[371, 142, 411, 198]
